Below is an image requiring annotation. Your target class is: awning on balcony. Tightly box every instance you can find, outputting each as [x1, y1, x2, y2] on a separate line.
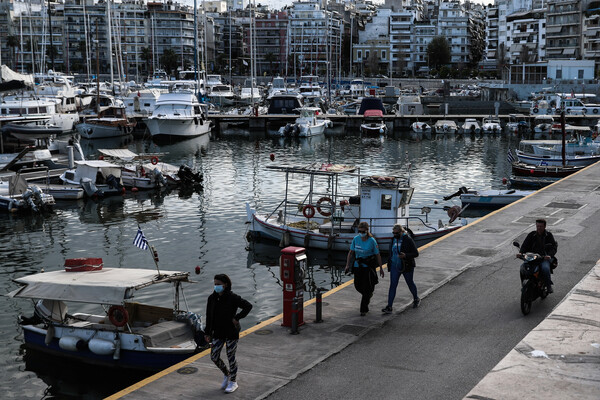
[546, 26, 563, 34]
[563, 48, 576, 55]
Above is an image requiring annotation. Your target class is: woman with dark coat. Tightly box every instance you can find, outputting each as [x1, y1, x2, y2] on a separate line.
[204, 274, 252, 394]
[382, 224, 420, 314]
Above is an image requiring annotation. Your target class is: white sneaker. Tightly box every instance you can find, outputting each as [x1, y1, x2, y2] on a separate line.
[220, 375, 230, 390]
[225, 381, 238, 393]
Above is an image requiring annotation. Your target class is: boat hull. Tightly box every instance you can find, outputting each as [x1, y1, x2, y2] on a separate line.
[460, 190, 534, 208]
[515, 150, 600, 167]
[23, 326, 195, 372]
[511, 162, 584, 177]
[77, 122, 132, 139]
[249, 212, 459, 251]
[145, 118, 211, 139]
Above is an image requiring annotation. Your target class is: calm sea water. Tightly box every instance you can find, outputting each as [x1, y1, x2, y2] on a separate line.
[0, 128, 518, 398]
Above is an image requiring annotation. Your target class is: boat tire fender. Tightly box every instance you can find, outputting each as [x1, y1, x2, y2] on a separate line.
[447, 205, 461, 224]
[566, 108, 571, 114]
[594, 108, 599, 114]
[555, 109, 561, 114]
[532, 107, 538, 113]
[316, 197, 333, 217]
[582, 108, 587, 114]
[108, 305, 129, 327]
[303, 204, 316, 219]
[547, 108, 552, 115]
[151, 156, 159, 165]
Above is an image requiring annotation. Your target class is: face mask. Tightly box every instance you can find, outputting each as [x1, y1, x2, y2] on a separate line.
[214, 285, 224, 293]
[360, 232, 367, 238]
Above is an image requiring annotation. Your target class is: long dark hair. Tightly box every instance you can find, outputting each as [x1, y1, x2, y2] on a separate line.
[214, 273, 232, 291]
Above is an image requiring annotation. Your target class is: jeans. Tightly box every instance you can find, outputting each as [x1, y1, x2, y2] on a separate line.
[387, 263, 418, 307]
[540, 259, 552, 287]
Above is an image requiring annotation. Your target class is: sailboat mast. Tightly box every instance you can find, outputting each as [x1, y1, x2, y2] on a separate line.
[106, 0, 114, 93]
[96, 20, 100, 113]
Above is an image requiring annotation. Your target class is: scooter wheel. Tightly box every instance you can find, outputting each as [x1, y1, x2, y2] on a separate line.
[521, 286, 532, 315]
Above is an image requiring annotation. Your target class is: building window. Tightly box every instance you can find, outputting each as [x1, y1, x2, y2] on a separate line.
[556, 69, 562, 79]
[357, 50, 362, 59]
[382, 50, 386, 59]
[365, 51, 370, 59]
[578, 70, 584, 79]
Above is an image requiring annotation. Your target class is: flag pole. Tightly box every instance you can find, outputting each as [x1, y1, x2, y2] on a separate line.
[136, 225, 161, 276]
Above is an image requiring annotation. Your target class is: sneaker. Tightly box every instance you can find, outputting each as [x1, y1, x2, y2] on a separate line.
[547, 285, 554, 294]
[221, 375, 230, 390]
[225, 381, 238, 393]
[413, 298, 421, 308]
[381, 306, 393, 314]
[360, 312, 367, 316]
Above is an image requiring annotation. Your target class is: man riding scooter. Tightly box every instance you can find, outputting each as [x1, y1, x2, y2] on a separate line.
[516, 218, 558, 293]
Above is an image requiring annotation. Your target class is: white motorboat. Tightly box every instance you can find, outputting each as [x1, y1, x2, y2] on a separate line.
[246, 163, 464, 251]
[59, 160, 124, 197]
[505, 114, 528, 135]
[481, 117, 502, 134]
[461, 118, 481, 134]
[0, 172, 55, 213]
[411, 121, 431, 135]
[434, 120, 458, 135]
[0, 97, 78, 133]
[145, 92, 211, 140]
[237, 78, 262, 105]
[8, 265, 203, 371]
[533, 115, 554, 139]
[77, 106, 136, 139]
[209, 84, 236, 107]
[349, 79, 366, 99]
[460, 188, 535, 208]
[359, 98, 388, 137]
[277, 107, 332, 137]
[267, 76, 288, 99]
[298, 75, 323, 100]
[121, 88, 164, 117]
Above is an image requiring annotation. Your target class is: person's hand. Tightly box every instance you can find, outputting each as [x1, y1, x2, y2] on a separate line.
[516, 253, 522, 259]
[544, 255, 551, 261]
[399, 252, 406, 259]
[204, 335, 211, 344]
[344, 265, 350, 274]
[233, 318, 240, 330]
[379, 267, 384, 278]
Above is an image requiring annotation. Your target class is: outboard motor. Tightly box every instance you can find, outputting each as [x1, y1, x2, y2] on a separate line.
[22, 189, 39, 212]
[81, 178, 102, 197]
[443, 186, 469, 201]
[106, 174, 123, 191]
[177, 165, 203, 186]
[153, 168, 167, 187]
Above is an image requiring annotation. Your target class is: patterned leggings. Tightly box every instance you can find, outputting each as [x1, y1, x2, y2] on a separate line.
[210, 339, 239, 382]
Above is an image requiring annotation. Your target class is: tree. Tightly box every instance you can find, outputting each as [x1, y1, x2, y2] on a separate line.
[7, 35, 19, 69]
[140, 47, 152, 75]
[160, 48, 178, 76]
[264, 52, 276, 75]
[427, 36, 451, 69]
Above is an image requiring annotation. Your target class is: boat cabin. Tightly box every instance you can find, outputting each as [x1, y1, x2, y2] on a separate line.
[358, 98, 386, 115]
[358, 176, 413, 235]
[268, 93, 303, 114]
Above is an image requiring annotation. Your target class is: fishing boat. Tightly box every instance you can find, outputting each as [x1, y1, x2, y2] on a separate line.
[511, 161, 585, 177]
[459, 188, 535, 208]
[276, 107, 332, 137]
[434, 120, 458, 135]
[8, 265, 203, 371]
[245, 163, 464, 251]
[514, 149, 600, 167]
[77, 106, 136, 139]
[508, 175, 561, 189]
[59, 160, 124, 197]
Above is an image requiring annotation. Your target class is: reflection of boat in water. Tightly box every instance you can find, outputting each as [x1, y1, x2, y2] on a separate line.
[246, 163, 464, 252]
[9, 267, 202, 371]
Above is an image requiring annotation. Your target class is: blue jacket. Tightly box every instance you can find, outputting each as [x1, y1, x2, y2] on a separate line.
[387, 234, 419, 272]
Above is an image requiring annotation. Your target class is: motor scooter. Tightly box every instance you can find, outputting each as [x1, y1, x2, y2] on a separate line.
[513, 241, 552, 315]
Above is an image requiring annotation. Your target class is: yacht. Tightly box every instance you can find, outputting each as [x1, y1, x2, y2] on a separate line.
[121, 88, 164, 117]
[238, 78, 262, 106]
[77, 105, 135, 139]
[267, 92, 304, 114]
[268, 76, 288, 99]
[144, 92, 210, 140]
[209, 84, 236, 107]
[0, 97, 78, 133]
[297, 75, 323, 101]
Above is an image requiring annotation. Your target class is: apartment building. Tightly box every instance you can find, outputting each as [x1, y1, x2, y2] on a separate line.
[545, 0, 584, 59]
[506, 8, 546, 64]
[354, 8, 391, 76]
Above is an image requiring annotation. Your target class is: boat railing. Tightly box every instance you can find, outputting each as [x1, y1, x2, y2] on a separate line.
[360, 215, 440, 232]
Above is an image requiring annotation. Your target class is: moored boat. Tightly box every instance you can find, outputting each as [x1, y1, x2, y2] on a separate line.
[459, 188, 535, 208]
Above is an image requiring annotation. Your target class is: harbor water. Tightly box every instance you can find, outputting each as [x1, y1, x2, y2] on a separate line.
[1, 129, 518, 398]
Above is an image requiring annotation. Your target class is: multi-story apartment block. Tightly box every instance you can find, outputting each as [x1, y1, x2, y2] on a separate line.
[413, 21, 436, 73]
[506, 8, 545, 64]
[545, 0, 584, 60]
[389, 9, 418, 76]
[485, 5, 499, 61]
[354, 8, 391, 76]
[288, 1, 342, 78]
[583, 4, 600, 66]
[253, 11, 289, 76]
[437, 1, 470, 65]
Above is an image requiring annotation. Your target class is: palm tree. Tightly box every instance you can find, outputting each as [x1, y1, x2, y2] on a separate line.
[140, 47, 152, 75]
[7, 35, 19, 69]
[263, 52, 276, 76]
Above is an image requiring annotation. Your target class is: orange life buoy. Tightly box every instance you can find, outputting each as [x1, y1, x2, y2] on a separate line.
[151, 156, 159, 165]
[316, 197, 333, 217]
[303, 204, 316, 219]
[447, 205, 461, 224]
[108, 305, 129, 327]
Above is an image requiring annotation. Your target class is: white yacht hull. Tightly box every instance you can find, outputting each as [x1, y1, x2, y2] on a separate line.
[145, 118, 211, 139]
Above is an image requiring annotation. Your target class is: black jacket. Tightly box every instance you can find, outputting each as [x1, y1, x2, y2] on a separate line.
[387, 234, 419, 272]
[520, 230, 557, 257]
[205, 290, 253, 340]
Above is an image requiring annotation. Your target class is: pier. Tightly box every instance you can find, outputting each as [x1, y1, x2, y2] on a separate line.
[107, 161, 600, 399]
[207, 113, 597, 133]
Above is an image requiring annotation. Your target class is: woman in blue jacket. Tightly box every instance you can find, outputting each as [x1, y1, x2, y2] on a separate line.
[382, 224, 420, 314]
[345, 221, 384, 316]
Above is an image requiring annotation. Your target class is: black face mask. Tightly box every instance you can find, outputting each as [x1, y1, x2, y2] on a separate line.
[394, 233, 402, 239]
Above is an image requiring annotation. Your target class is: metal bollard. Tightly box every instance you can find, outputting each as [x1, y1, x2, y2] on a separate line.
[291, 297, 299, 335]
[315, 289, 323, 323]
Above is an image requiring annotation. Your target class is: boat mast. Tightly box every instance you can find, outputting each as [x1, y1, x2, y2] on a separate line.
[106, 0, 114, 94]
[48, 0, 54, 71]
[95, 20, 100, 114]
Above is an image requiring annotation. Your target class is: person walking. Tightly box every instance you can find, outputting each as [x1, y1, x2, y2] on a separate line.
[204, 274, 253, 393]
[382, 224, 420, 314]
[345, 221, 384, 316]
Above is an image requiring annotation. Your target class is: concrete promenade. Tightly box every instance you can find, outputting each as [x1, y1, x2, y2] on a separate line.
[107, 161, 600, 400]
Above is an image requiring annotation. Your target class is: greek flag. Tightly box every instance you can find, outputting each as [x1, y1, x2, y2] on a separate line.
[133, 228, 148, 250]
[507, 149, 515, 164]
